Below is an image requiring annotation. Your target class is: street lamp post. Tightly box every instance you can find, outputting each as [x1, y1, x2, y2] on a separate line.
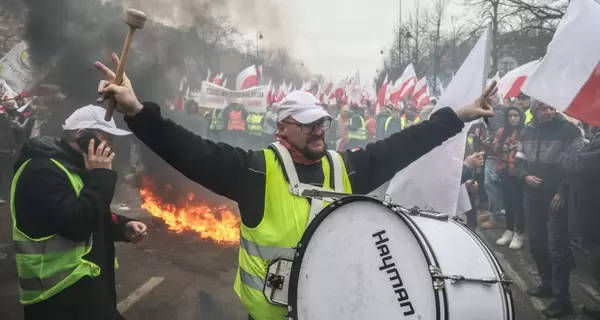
[256, 32, 263, 62]
[398, 0, 402, 68]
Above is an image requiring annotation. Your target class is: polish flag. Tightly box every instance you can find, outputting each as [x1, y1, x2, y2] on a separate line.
[497, 60, 539, 98]
[213, 72, 224, 85]
[417, 94, 430, 108]
[300, 80, 312, 92]
[377, 74, 389, 107]
[411, 77, 429, 102]
[522, 0, 600, 127]
[389, 64, 417, 104]
[266, 80, 274, 105]
[236, 65, 259, 90]
[332, 77, 347, 101]
[347, 70, 361, 103]
[321, 80, 333, 101]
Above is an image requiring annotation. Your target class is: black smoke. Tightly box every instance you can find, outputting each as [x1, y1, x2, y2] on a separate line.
[22, 0, 186, 106]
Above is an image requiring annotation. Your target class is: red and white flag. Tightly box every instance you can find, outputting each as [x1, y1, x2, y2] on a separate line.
[347, 70, 361, 104]
[411, 77, 429, 102]
[376, 73, 389, 107]
[213, 72, 224, 85]
[266, 80, 274, 105]
[236, 65, 259, 90]
[497, 60, 539, 98]
[331, 77, 347, 101]
[389, 64, 416, 104]
[522, 0, 600, 127]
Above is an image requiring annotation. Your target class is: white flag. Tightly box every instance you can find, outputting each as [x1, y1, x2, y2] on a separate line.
[384, 23, 493, 216]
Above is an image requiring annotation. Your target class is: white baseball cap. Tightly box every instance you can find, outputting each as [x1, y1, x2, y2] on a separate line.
[62, 105, 131, 136]
[277, 91, 331, 124]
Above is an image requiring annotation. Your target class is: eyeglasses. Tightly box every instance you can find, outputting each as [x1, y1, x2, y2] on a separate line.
[282, 119, 332, 134]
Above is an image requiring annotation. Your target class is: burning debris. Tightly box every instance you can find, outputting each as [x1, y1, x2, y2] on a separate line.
[140, 177, 240, 245]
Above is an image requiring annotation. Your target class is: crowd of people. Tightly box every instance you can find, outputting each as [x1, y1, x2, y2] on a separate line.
[2, 76, 600, 319]
[197, 90, 599, 319]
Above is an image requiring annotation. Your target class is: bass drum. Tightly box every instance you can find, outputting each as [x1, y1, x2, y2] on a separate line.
[287, 196, 514, 320]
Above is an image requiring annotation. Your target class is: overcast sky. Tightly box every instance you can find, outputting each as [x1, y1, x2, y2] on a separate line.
[277, 0, 467, 86]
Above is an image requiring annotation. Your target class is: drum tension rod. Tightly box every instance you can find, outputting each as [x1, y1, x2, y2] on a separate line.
[429, 266, 514, 288]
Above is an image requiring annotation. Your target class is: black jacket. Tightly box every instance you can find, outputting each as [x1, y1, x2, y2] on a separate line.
[125, 102, 464, 228]
[515, 112, 585, 198]
[563, 131, 600, 243]
[13, 137, 134, 320]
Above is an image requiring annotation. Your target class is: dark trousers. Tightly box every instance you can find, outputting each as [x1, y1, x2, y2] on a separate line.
[0, 152, 14, 199]
[499, 173, 526, 233]
[525, 194, 573, 302]
[584, 243, 600, 289]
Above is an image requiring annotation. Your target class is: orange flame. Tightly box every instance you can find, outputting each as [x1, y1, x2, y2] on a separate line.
[140, 180, 240, 245]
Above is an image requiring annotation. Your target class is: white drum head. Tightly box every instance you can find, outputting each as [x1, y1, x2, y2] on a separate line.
[288, 197, 440, 320]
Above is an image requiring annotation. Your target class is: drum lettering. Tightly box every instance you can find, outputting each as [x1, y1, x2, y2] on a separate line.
[372, 229, 415, 316]
[378, 243, 390, 257]
[372, 230, 388, 245]
[395, 288, 409, 301]
[400, 301, 415, 316]
[379, 255, 395, 271]
[387, 268, 403, 287]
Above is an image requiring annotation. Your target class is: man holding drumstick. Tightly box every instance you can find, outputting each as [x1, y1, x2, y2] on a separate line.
[95, 53, 496, 320]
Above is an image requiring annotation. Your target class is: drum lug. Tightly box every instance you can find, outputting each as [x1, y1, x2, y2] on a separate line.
[266, 273, 285, 290]
[429, 266, 446, 290]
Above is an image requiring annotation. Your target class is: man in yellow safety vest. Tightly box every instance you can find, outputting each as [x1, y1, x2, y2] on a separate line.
[11, 105, 148, 320]
[95, 55, 498, 320]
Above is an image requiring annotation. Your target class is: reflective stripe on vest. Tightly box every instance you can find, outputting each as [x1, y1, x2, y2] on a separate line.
[347, 115, 367, 140]
[10, 159, 105, 305]
[228, 110, 245, 131]
[384, 117, 406, 131]
[246, 113, 263, 136]
[525, 108, 533, 124]
[209, 109, 225, 130]
[233, 145, 352, 320]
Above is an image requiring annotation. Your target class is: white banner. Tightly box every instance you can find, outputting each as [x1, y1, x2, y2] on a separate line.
[0, 41, 49, 93]
[195, 81, 268, 112]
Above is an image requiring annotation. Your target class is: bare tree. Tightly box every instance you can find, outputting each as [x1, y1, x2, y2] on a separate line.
[461, 0, 519, 74]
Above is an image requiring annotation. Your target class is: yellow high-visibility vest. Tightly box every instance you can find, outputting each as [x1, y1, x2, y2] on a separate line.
[233, 147, 352, 320]
[10, 159, 119, 305]
[247, 113, 264, 136]
[209, 109, 225, 130]
[347, 115, 367, 140]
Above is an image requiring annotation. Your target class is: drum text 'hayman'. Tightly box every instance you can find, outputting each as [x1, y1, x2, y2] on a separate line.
[373, 230, 415, 316]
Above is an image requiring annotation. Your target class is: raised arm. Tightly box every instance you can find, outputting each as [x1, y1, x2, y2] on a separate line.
[124, 103, 253, 201]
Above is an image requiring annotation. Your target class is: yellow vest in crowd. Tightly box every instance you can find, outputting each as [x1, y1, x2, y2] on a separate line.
[233, 149, 352, 320]
[209, 109, 225, 130]
[10, 159, 118, 305]
[347, 115, 367, 140]
[247, 113, 264, 136]
[525, 108, 533, 124]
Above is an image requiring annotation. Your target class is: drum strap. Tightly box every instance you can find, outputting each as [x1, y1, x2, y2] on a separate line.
[269, 142, 344, 224]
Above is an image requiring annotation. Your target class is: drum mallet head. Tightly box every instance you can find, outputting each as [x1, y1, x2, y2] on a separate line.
[104, 8, 147, 121]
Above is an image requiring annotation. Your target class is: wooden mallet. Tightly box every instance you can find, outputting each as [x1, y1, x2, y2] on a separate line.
[104, 8, 147, 121]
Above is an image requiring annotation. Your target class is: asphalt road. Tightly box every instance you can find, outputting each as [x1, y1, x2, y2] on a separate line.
[0, 200, 546, 320]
